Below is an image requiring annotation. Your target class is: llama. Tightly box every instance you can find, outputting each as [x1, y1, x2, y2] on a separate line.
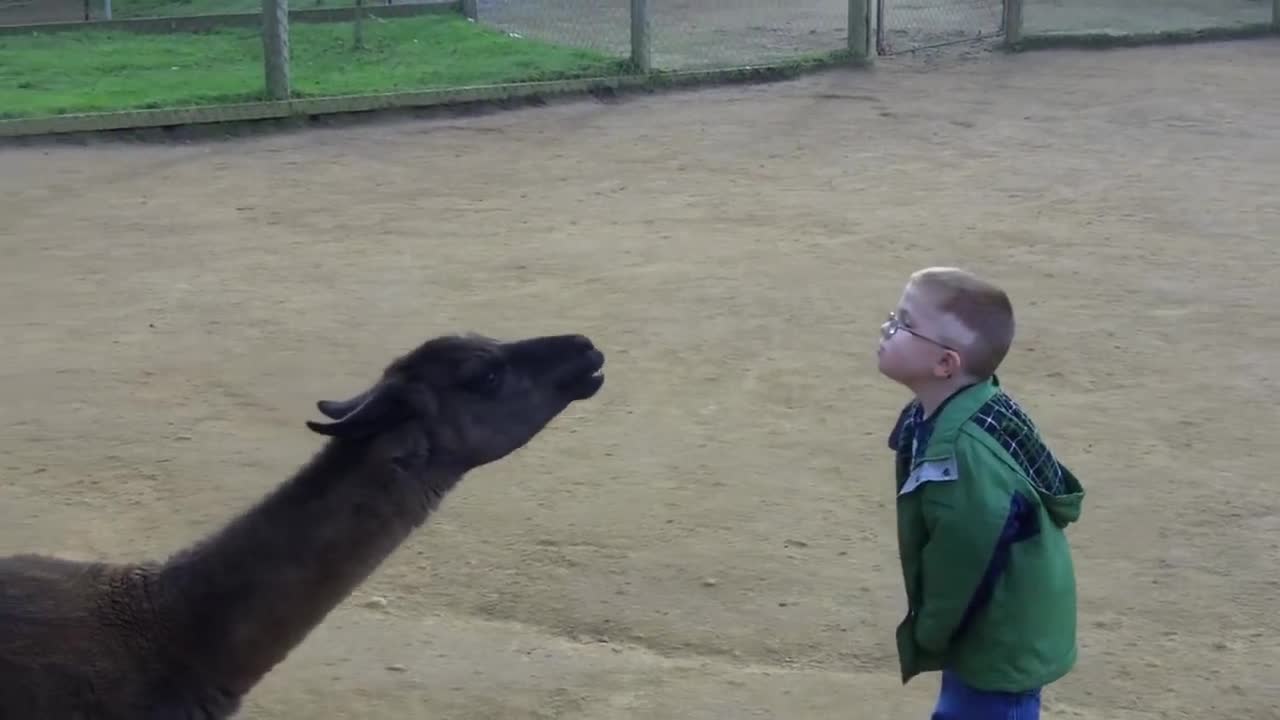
[0, 332, 606, 719]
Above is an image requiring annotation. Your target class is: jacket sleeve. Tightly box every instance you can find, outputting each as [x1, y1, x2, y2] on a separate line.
[913, 438, 1017, 654]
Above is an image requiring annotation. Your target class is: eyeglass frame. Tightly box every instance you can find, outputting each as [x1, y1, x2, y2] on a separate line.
[880, 311, 959, 353]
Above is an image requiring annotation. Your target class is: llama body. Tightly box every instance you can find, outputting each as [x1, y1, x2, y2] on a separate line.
[0, 333, 605, 719]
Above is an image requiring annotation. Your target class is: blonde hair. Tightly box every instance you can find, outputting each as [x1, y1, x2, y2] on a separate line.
[909, 266, 1015, 379]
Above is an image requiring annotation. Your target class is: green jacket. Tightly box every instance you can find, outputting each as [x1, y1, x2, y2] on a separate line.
[888, 376, 1085, 693]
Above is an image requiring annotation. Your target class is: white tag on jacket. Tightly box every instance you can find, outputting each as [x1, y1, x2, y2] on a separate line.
[899, 457, 959, 496]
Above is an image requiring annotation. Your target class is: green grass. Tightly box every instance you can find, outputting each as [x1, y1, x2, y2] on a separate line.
[0, 14, 627, 119]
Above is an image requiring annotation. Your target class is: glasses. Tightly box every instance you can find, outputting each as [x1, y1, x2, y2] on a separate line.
[881, 312, 957, 352]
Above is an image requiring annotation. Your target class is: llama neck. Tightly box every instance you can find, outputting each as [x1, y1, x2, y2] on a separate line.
[158, 438, 459, 696]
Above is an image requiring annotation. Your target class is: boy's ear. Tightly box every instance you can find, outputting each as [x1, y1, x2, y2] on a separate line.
[934, 349, 964, 379]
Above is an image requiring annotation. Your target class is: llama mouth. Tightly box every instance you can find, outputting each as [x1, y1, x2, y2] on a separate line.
[557, 349, 606, 400]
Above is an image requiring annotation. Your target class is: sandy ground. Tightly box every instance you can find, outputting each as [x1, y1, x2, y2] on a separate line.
[3, 38, 1280, 719]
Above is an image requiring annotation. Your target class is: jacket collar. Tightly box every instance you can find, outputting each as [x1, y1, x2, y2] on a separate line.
[887, 375, 1003, 460]
[925, 374, 1002, 451]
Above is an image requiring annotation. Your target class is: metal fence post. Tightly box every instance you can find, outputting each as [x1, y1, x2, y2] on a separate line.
[353, 0, 365, 49]
[631, 0, 651, 73]
[848, 0, 871, 62]
[263, 0, 291, 100]
[1003, 0, 1023, 47]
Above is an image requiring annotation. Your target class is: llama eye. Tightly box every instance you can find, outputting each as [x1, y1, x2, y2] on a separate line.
[460, 367, 503, 396]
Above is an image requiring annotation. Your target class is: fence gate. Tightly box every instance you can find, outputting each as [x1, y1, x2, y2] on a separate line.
[876, 0, 1004, 55]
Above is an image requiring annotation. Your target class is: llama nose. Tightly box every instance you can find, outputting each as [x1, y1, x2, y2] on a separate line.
[507, 334, 597, 370]
[565, 334, 594, 352]
[541, 334, 595, 354]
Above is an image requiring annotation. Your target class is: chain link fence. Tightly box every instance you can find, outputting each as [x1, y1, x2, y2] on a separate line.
[4, 0, 1277, 131]
[2, 0, 866, 127]
[478, 0, 853, 71]
[0, 0, 439, 24]
[1023, 0, 1272, 38]
[0, 0, 83, 23]
[875, 0, 1003, 54]
[479, 0, 631, 61]
[649, 0, 849, 70]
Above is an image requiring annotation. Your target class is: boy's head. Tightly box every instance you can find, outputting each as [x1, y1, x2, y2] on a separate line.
[877, 267, 1015, 389]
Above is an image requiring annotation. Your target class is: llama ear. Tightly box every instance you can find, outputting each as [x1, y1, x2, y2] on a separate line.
[315, 389, 373, 419]
[307, 382, 409, 438]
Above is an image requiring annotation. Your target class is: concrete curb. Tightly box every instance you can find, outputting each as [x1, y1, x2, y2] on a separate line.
[1010, 22, 1276, 51]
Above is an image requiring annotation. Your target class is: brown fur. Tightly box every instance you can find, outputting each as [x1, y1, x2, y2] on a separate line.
[0, 332, 605, 719]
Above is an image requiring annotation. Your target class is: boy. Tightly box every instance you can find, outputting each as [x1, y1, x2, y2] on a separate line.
[877, 267, 1085, 719]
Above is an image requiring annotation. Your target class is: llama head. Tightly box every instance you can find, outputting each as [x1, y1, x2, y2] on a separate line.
[307, 333, 604, 472]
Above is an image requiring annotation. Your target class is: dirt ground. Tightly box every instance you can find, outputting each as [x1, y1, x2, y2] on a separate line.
[3, 38, 1279, 719]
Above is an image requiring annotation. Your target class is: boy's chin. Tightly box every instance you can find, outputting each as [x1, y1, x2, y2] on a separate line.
[878, 362, 928, 389]
[876, 359, 911, 384]
[875, 354, 892, 377]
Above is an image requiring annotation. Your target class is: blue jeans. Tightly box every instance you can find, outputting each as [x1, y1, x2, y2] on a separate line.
[931, 670, 1042, 720]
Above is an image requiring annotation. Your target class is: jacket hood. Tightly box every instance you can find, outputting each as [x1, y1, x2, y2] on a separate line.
[922, 375, 1087, 529]
[1038, 462, 1085, 528]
